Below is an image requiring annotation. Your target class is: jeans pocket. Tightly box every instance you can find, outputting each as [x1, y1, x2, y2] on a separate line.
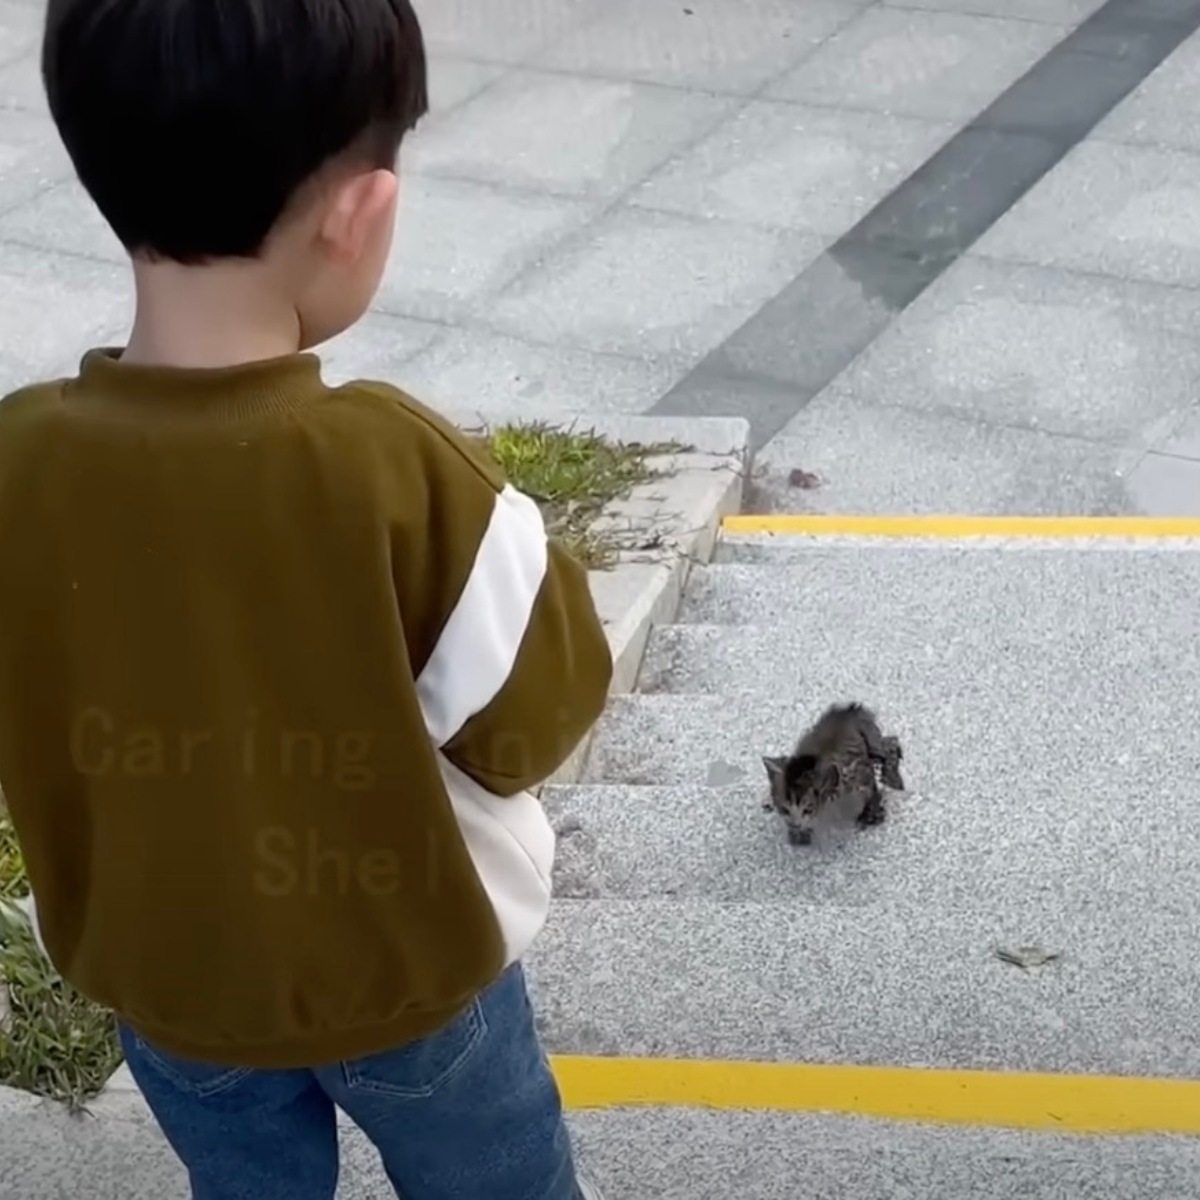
[122, 1027, 253, 1099]
[341, 996, 488, 1099]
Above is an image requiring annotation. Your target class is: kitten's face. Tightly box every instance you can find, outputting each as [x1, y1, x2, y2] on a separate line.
[763, 755, 840, 845]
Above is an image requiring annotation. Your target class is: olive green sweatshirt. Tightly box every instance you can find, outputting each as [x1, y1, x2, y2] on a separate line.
[0, 349, 613, 1068]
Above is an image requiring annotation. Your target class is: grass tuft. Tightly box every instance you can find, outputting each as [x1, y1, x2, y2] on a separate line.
[0, 809, 122, 1109]
[0, 809, 25, 903]
[479, 420, 682, 568]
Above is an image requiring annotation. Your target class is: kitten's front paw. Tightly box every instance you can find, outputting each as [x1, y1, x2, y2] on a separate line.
[857, 801, 886, 827]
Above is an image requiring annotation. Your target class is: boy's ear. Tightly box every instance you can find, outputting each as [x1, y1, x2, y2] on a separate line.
[319, 168, 398, 264]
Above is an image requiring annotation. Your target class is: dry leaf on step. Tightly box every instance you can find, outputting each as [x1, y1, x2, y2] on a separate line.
[995, 945, 1060, 970]
[787, 469, 822, 490]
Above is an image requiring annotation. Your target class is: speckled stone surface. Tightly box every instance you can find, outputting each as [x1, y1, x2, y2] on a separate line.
[532, 538, 1200, 1082]
[3, 2, 1200, 1196]
[567, 1109, 1200, 1200]
[10, 1087, 1200, 1200]
[778, 255, 1200, 445]
[973, 138, 1200, 288]
[527, 891, 1200, 1076]
[765, 6, 1067, 120]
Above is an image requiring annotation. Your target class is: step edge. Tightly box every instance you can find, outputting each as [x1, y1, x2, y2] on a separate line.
[537, 419, 752, 792]
[722, 513, 1200, 542]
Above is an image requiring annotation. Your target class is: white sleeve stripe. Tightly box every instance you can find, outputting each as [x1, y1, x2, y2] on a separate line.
[416, 484, 548, 748]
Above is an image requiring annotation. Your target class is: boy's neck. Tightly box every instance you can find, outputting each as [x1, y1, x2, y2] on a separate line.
[122, 257, 305, 370]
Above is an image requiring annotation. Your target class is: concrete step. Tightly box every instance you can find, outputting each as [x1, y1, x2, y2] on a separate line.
[542, 777, 1188, 911]
[546, 782, 896, 903]
[568, 1109, 1200, 1200]
[715, 532, 857, 565]
[572, 677, 1199, 959]
[712, 530, 1200, 566]
[526, 896, 1200, 1077]
[539, 784, 1200, 1074]
[7, 1090, 1200, 1199]
[549, 528, 1200, 1083]
[579, 683, 1198, 900]
[639, 590, 1199, 694]
[583, 681, 1198, 813]
[677, 540, 1200, 626]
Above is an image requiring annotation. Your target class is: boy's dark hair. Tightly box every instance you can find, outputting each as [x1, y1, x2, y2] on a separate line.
[42, 0, 428, 264]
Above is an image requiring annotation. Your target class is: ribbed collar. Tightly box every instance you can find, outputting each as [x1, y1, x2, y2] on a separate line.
[67, 348, 329, 424]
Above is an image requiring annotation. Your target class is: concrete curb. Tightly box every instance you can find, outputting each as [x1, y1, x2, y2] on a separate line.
[433, 406, 751, 789]
[0, 410, 752, 1185]
[527, 413, 750, 788]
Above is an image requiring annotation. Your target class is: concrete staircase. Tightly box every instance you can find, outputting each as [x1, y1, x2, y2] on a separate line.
[532, 527, 1200, 1198]
[9, 524, 1200, 1200]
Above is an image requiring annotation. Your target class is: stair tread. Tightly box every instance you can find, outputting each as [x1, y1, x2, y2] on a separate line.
[569, 1108, 1200, 1200]
[678, 544, 1200, 627]
[526, 897, 1200, 1078]
[715, 532, 1200, 566]
[6, 1084, 1200, 1198]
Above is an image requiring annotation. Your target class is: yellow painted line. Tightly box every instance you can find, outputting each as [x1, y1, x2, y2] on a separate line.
[551, 1055, 1200, 1136]
[721, 513, 1200, 539]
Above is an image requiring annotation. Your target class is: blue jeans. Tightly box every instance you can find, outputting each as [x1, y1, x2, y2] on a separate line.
[118, 963, 586, 1200]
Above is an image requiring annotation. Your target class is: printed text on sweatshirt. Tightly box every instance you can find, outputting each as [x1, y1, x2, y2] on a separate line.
[0, 349, 613, 1067]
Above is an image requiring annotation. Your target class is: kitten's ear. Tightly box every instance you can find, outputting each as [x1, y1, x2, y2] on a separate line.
[856, 712, 888, 759]
[821, 762, 842, 792]
[881, 754, 905, 792]
[762, 755, 786, 779]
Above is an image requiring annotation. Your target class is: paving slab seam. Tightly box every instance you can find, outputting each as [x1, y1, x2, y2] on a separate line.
[430, 57, 744, 102]
[966, 241, 1200, 296]
[432, 96, 763, 315]
[404, 312, 698, 372]
[0, 230, 123, 268]
[966, 246, 1200, 296]
[433, 61, 779, 107]
[1078, 126, 1200, 152]
[424, 1, 876, 336]
[877, 1, 1085, 28]
[695, 88, 970, 129]
[371, 303, 695, 373]
[762, 367, 1178, 449]
[504, 0, 877, 101]
[420, 61, 514, 127]
[670, 346, 1170, 454]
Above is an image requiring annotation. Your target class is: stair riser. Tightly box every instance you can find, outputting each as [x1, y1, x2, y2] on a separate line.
[544, 783, 1192, 909]
[584, 692, 1195, 796]
[713, 535, 1200, 566]
[636, 621, 1186, 696]
[678, 548, 1200, 626]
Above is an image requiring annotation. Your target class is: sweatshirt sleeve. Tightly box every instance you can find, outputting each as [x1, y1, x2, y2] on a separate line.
[377, 392, 614, 796]
[438, 508, 613, 796]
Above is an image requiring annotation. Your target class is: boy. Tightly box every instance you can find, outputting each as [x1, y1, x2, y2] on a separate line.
[0, 1, 613, 1197]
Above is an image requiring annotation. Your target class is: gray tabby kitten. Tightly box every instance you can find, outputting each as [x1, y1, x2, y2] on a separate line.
[762, 703, 904, 845]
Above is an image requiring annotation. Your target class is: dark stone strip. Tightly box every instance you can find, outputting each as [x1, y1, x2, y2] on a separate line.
[651, 0, 1200, 452]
